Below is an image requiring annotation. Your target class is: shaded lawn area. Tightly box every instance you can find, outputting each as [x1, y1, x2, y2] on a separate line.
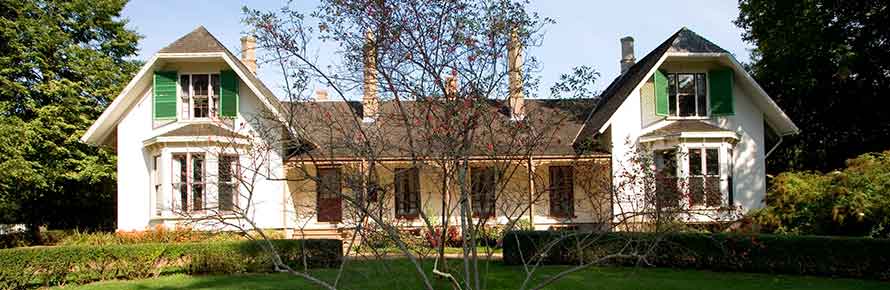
[66, 259, 886, 290]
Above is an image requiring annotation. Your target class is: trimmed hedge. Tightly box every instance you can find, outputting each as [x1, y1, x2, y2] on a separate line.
[0, 239, 341, 289]
[503, 231, 890, 280]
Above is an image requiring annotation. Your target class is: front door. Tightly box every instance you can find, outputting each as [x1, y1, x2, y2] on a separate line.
[316, 168, 342, 222]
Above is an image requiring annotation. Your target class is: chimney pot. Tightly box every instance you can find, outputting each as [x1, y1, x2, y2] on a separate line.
[315, 88, 328, 101]
[620, 36, 635, 74]
[241, 36, 257, 74]
[445, 75, 458, 96]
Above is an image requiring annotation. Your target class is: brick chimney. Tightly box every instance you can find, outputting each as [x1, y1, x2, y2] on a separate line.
[362, 30, 378, 122]
[241, 35, 257, 74]
[508, 29, 524, 120]
[620, 36, 635, 74]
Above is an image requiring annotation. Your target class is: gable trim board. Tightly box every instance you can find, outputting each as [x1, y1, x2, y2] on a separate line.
[572, 28, 799, 147]
[81, 51, 288, 146]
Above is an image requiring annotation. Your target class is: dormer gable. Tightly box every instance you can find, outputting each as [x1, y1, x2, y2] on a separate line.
[81, 26, 289, 147]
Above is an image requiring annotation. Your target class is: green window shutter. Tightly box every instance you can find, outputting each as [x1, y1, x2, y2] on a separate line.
[709, 68, 734, 116]
[153, 71, 178, 119]
[654, 70, 669, 116]
[219, 70, 238, 118]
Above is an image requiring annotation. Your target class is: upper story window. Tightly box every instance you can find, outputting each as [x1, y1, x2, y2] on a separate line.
[667, 73, 707, 117]
[179, 73, 220, 119]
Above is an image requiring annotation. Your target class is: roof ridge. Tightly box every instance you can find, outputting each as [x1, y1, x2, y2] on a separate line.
[158, 25, 229, 54]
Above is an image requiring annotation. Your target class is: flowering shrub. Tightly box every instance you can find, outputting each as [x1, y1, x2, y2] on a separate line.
[423, 226, 462, 248]
[751, 150, 890, 237]
[57, 225, 245, 246]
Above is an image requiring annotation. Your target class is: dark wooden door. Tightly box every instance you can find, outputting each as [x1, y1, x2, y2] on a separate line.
[316, 168, 342, 222]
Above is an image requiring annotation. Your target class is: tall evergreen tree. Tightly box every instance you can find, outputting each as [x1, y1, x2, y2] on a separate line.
[736, 0, 890, 173]
[0, 0, 140, 230]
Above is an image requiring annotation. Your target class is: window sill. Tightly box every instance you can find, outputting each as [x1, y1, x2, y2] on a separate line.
[396, 214, 420, 220]
[548, 215, 577, 219]
[151, 211, 240, 220]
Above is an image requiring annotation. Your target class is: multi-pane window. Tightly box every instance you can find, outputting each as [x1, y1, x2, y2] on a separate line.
[171, 153, 205, 212]
[654, 149, 680, 208]
[179, 73, 220, 119]
[152, 155, 162, 215]
[687, 148, 722, 207]
[395, 168, 420, 218]
[316, 168, 342, 222]
[549, 166, 574, 218]
[667, 73, 707, 117]
[366, 169, 380, 204]
[218, 155, 238, 211]
[470, 167, 496, 218]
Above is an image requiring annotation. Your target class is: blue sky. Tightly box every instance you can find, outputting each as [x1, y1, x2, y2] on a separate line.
[122, 0, 751, 99]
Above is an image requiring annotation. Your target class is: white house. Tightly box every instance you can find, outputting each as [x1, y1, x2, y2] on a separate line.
[82, 26, 797, 234]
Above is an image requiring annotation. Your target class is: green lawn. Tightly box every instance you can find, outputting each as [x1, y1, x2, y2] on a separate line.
[66, 259, 886, 290]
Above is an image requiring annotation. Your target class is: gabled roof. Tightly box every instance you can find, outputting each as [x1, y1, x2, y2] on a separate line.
[158, 26, 228, 54]
[573, 29, 682, 143]
[667, 28, 728, 54]
[574, 27, 799, 146]
[81, 26, 289, 146]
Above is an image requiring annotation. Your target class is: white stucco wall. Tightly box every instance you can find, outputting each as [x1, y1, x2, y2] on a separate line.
[114, 60, 286, 231]
[606, 57, 768, 223]
[116, 88, 154, 231]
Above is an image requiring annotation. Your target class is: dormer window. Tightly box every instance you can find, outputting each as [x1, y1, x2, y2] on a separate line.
[667, 73, 707, 117]
[179, 73, 220, 119]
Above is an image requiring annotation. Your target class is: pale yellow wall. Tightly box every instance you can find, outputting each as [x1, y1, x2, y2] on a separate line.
[284, 158, 611, 230]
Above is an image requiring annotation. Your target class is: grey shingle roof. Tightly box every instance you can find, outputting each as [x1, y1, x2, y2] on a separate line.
[640, 120, 732, 139]
[284, 98, 603, 160]
[573, 27, 730, 146]
[159, 26, 228, 54]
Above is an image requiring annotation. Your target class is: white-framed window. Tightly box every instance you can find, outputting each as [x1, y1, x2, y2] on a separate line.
[653, 144, 733, 208]
[667, 73, 707, 117]
[172, 153, 206, 212]
[687, 148, 722, 207]
[179, 73, 220, 119]
[654, 149, 680, 208]
[152, 155, 162, 215]
[218, 155, 239, 212]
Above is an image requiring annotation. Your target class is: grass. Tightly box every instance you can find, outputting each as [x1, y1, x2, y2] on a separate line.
[350, 246, 501, 256]
[64, 259, 887, 290]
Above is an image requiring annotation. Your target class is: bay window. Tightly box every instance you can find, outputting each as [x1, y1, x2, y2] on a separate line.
[171, 153, 205, 212]
[654, 149, 680, 208]
[687, 148, 722, 207]
[152, 155, 162, 215]
[653, 145, 732, 208]
[218, 155, 238, 211]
